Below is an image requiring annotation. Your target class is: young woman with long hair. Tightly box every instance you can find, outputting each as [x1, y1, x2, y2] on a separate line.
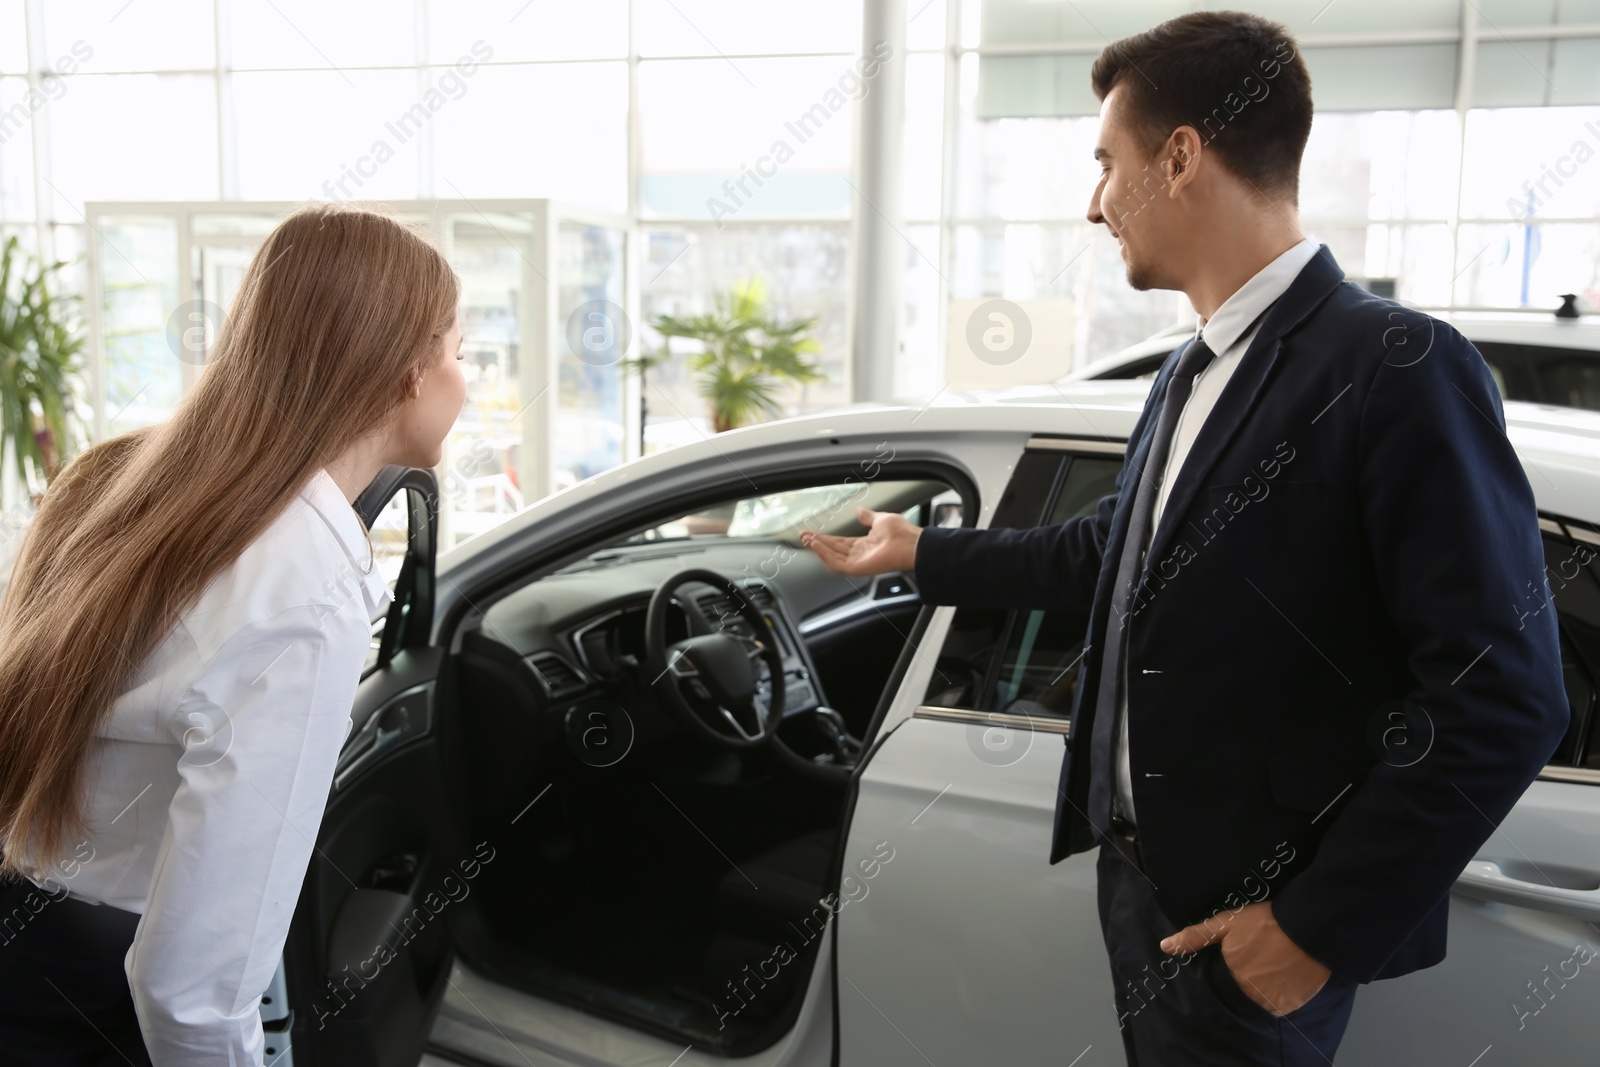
[0, 203, 465, 1065]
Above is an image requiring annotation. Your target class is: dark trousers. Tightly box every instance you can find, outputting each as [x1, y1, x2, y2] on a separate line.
[1097, 841, 1359, 1066]
[0, 876, 154, 1066]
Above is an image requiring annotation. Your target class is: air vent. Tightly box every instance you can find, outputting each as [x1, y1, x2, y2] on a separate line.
[696, 592, 738, 628]
[697, 583, 773, 627]
[529, 652, 587, 699]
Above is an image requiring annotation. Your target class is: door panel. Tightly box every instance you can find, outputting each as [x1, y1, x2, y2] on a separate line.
[837, 718, 1120, 1065]
[1340, 519, 1600, 1065]
[281, 467, 466, 1067]
[1338, 780, 1600, 1064]
[840, 450, 1600, 1066]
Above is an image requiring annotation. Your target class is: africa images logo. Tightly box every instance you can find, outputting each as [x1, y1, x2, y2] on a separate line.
[965, 299, 1033, 366]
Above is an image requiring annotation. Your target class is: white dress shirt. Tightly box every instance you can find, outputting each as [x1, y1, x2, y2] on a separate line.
[25, 467, 393, 1066]
[1114, 236, 1323, 827]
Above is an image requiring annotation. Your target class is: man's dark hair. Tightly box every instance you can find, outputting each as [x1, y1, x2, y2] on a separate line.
[1091, 10, 1313, 200]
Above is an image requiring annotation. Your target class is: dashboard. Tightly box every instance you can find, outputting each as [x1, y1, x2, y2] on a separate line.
[471, 540, 888, 724]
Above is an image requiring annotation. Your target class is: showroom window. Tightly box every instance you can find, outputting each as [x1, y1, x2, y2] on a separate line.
[3, 0, 1600, 530]
[904, 0, 1600, 401]
[0, 0, 864, 543]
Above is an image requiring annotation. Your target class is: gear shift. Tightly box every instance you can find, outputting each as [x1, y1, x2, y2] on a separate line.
[812, 706, 859, 763]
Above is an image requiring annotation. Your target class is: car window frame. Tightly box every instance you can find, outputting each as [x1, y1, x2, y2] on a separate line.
[1535, 514, 1600, 783]
[913, 436, 1126, 739]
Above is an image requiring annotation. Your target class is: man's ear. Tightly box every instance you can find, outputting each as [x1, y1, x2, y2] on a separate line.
[1164, 132, 1201, 192]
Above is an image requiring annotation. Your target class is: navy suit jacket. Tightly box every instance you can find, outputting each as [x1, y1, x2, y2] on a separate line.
[914, 245, 1569, 984]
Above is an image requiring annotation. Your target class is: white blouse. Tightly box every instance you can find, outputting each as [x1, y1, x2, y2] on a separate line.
[25, 467, 394, 1066]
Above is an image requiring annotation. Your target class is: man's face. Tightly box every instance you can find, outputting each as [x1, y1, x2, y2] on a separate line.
[1088, 84, 1175, 292]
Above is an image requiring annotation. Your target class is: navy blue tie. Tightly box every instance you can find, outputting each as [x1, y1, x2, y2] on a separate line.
[1086, 335, 1217, 837]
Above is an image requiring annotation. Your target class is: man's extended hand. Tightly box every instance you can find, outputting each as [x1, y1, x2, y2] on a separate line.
[1160, 901, 1330, 1016]
[800, 506, 922, 576]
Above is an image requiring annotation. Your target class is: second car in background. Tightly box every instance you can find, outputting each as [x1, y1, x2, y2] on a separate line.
[1070, 303, 1600, 411]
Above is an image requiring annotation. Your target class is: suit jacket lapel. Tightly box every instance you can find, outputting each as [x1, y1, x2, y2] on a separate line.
[1143, 245, 1346, 568]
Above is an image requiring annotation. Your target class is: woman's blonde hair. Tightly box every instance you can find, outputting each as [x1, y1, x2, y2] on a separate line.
[0, 203, 459, 880]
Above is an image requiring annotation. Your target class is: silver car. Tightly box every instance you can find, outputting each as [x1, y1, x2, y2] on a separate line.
[267, 384, 1600, 1067]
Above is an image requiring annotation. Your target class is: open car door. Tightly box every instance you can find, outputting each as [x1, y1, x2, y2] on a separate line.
[276, 465, 469, 1067]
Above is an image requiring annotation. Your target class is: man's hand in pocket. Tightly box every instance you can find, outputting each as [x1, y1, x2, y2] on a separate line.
[1159, 901, 1331, 1016]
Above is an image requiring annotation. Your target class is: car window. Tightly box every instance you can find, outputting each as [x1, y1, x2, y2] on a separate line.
[1484, 361, 1508, 399]
[625, 479, 951, 542]
[1533, 350, 1600, 412]
[989, 457, 1121, 716]
[1092, 351, 1172, 381]
[925, 448, 1119, 718]
[1556, 630, 1593, 768]
[1541, 526, 1600, 768]
[923, 449, 1062, 709]
[369, 492, 410, 597]
[1130, 352, 1172, 382]
[1469, 341, 1525, 404]
[1470, 340, 1600, 413]
[361, 492, 413, 672]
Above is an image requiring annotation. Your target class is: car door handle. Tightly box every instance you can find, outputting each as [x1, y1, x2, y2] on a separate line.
[335, 683, 432, 791]
[1454, 860, 1600, 921]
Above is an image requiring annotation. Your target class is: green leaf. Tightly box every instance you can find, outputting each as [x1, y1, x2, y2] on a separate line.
[0, 238, 85, 490]
[643, 276, 823, 431]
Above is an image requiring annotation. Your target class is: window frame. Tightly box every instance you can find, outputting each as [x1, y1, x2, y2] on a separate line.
[1535, 514, 1600, 784]
[913, 435, 1125, 737]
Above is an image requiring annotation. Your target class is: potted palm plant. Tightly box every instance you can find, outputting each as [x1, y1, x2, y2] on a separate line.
[0, 237, 85, 502]
[632, 278, 825, 434]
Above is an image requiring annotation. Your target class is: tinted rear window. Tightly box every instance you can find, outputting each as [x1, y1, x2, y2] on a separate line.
[1472, 340, 1600, 412]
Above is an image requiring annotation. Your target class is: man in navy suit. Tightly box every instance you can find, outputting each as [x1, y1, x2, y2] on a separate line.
[804, 10, 1568, 1064]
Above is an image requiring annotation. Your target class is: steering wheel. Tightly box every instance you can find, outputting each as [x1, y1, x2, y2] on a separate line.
[644, 568, 786, 749]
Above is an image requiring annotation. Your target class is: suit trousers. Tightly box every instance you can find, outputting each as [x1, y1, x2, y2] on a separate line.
[1096, 842, 1359, 1066]
[0, 876, 154, 1066]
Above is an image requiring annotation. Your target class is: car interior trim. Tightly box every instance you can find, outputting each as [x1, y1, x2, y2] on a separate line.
[1024, 436, 1129, 455]
[797, 576, 922, 636]
[333, 680, 433, 791]
[1537, 765, 1600, 786]
[912, 704, 1072, 735]
[1565, 523, 1600, 546]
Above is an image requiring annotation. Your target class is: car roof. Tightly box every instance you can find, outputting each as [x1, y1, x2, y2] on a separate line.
[1066, 332, 1187, 380]
[1066, 308, 1600, 382]
[1431, 309, 1600, 350]
[440, 387, 1600, 573]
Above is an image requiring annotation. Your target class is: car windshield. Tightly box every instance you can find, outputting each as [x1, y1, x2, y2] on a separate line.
[627, 480, 955, 542]
[552, 480, 961, 573]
